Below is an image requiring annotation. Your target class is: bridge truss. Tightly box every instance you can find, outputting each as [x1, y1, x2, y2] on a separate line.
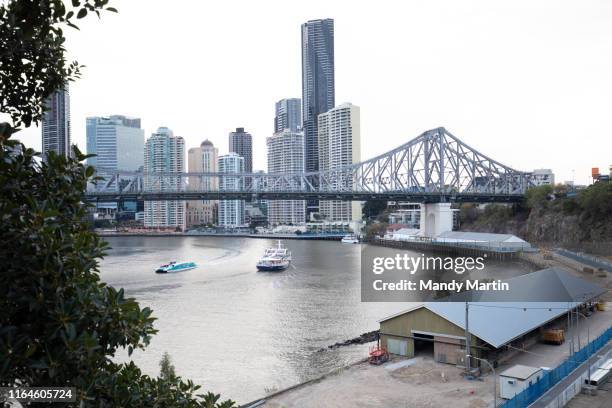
[86, 127, 535, 203]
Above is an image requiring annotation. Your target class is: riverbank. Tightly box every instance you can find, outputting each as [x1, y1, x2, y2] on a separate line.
[96, 230, 345, 240]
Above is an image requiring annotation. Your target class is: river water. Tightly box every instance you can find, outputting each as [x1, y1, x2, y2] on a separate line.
[99, 236, 531, 403]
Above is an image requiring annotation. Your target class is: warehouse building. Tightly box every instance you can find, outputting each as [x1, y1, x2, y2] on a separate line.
[378, 268, 605, 367]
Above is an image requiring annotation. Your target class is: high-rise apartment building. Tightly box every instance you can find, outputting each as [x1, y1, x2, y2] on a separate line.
[218, 153, 245, 228]
[42, 86, 71, 160]
[302, 18, 335, 217]
[187, 140, 218, 227]
[318, 103, 361, 222]
[266, 130, 306, 226]
[228, 127, 252, 173]
[274, 98, 302, 133]
[144, 127, 186, 230]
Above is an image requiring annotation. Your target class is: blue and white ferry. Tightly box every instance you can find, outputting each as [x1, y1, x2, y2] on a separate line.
[256, 241, 291, 272]
[155, 261, 197, 274]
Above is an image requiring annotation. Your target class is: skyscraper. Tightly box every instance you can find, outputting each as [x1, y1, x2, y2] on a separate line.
[187, 140, 218, 227]
[86, 115, 144, 213]
[86, 115, 144, 171]
[144, 127, 186, 230]
[228, 127, 252, 173]
[41, 86, 71, 160]
[274, 98, 302, 133]
[218, 153, 245, 228]
[266, 130, 305, 226]
[302, 18, 335, 217]
[318, 103, 361, 222]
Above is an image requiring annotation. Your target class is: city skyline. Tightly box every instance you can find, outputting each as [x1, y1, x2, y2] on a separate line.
[9, 1, 612, 185]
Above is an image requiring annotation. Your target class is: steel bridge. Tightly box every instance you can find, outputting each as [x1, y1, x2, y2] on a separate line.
[85, 127, 535, 203]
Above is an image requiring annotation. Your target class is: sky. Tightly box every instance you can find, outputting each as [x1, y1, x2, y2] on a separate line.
[10, 0, 612, 185]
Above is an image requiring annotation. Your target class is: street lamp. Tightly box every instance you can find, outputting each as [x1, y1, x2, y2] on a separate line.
[467, 354, 497, 408]
[573, 311, 591, 383]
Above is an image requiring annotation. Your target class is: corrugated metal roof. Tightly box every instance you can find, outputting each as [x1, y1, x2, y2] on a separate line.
[379, 268, 606, 348]
[435, 231, 527, 243]
[441, 267, 605, 302]
[425, 301, 576, 348]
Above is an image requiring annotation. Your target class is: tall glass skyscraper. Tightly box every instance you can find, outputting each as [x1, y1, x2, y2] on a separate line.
[302, 18, 335, 217]
[274, 98, 302, 133]
[86, 115, 144, 171]
[86, 115, 144, 212]
[41, 86, 71, 161]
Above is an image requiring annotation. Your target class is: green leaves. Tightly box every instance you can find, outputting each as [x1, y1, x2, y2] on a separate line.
[0, 0, 117, 130]
[0, 141, 236, 406]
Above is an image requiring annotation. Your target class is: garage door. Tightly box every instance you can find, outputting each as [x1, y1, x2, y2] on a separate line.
[387, 338, 408, 356]
[433, 336, 462, 364]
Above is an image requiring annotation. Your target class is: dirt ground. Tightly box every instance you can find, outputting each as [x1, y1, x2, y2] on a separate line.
[264, 357, 495, 408]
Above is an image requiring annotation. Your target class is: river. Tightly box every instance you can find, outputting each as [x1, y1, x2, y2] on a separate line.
[99, 236, 531, 403]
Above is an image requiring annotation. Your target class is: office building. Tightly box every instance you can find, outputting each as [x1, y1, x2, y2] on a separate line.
[144, 127, 186, 230]
[218, 153, 245, 228]
[302, 18, 335, 217]
[187, 140, 218, 227]
[41, 86, 71, 160]
[228, 127, 252, 173]
[86, 115, 144, 213]
[86, 115, 144, 171]
[318, 103, 361, 222]
[274, 98, 302, 133]
[266, 130, 306, 225]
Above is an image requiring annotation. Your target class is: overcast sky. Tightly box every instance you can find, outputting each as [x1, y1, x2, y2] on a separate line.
[11, 0, 612, 185]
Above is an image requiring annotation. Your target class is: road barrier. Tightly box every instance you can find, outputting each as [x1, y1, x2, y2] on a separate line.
[499, 325, 612, 408]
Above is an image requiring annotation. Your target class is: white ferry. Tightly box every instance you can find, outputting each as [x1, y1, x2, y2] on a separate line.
[256, 241, 292, 272]
[155, 261, 197, 274]
[341, 234, 359, 244]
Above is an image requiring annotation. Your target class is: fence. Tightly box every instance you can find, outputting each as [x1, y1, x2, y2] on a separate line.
[555, 248, 612, 273]
[499, 325, 612, 408]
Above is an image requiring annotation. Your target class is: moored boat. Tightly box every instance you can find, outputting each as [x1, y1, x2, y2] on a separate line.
[341, 234, 359, 244]
[155, 261, 197, 273]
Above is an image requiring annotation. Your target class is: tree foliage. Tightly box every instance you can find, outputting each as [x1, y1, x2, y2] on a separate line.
[0, 0, 117, 136]
[160, 352, 177, 382]
[525, 184, 553, 209]
[0, 0, 235, 405]
[578, 181, 612, 219]
[0, 141, 236, 407]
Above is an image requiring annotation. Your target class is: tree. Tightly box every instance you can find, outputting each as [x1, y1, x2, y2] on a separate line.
[525, 184, 553, 209]
[578, 181, 612, 219]
[362, 200, 387, 220]
[160, 352, 177, 381]
[0, 1, 234, 406]
[0, 0, 118, 137]
[364, 221, 388, 241]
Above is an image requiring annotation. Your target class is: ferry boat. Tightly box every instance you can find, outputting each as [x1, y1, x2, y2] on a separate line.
[155, 261, 197, 274]
[256, 241, 291, 272]
[341, 234, 359, 244]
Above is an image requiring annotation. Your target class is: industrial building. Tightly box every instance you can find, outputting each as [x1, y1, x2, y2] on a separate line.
[378, 268, 605, 367]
